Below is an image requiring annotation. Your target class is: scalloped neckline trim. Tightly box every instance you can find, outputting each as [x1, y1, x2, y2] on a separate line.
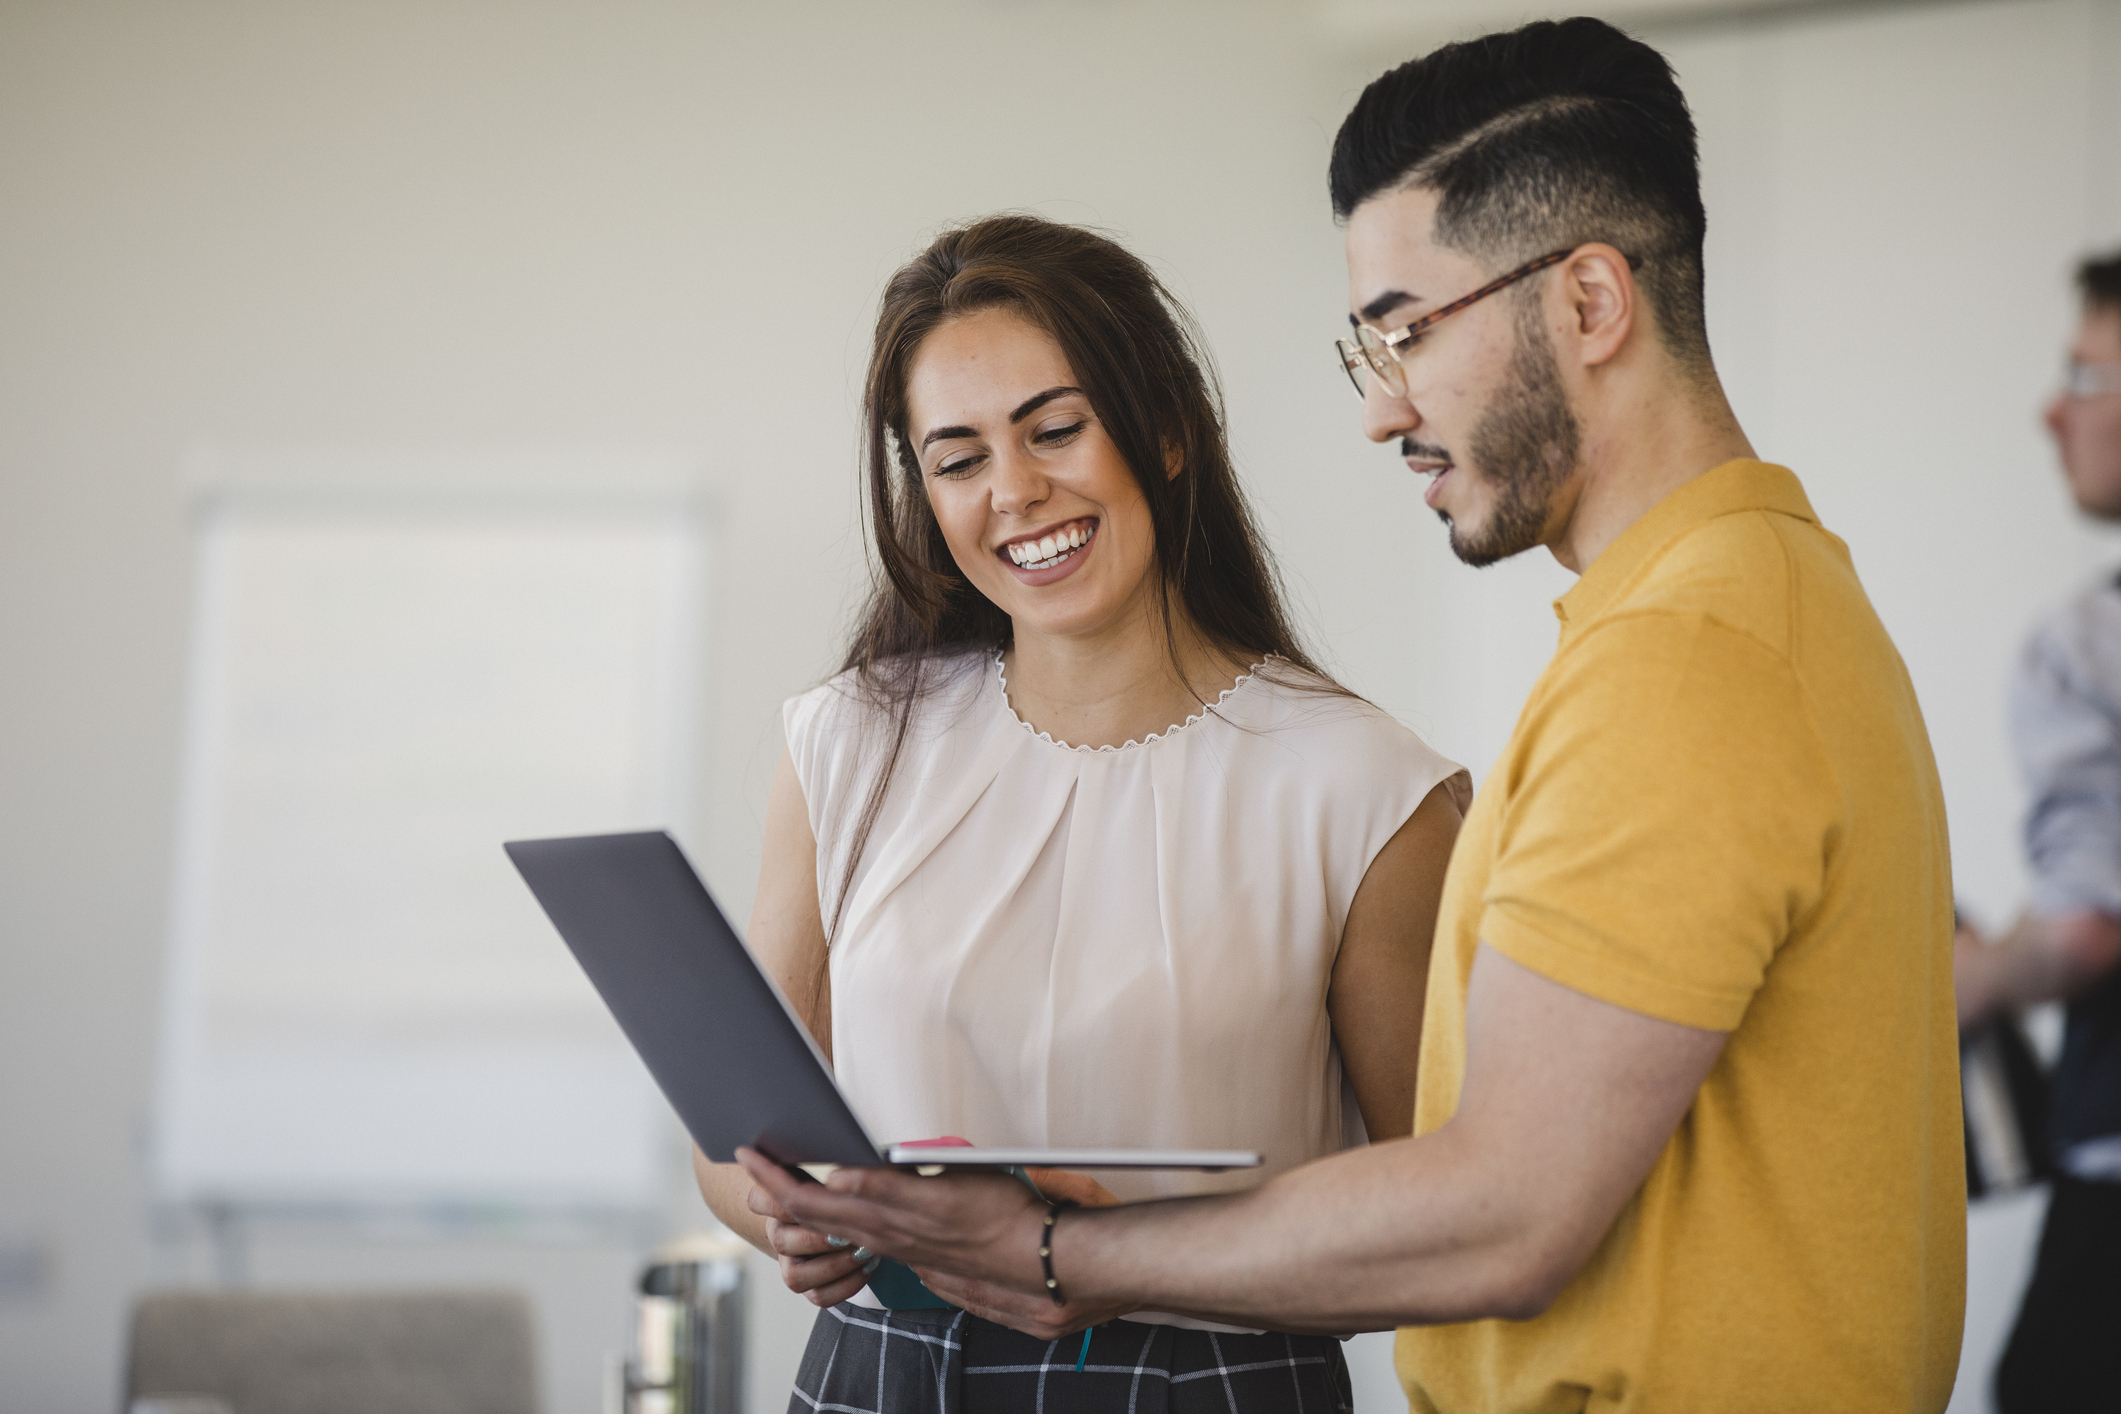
[991, 651, 1269, 753]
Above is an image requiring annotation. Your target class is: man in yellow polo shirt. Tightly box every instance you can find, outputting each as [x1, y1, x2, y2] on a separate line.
[741, 16, 1965, 1410]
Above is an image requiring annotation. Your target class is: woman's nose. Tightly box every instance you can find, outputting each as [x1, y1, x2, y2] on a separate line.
[989, 446, 1050, 516]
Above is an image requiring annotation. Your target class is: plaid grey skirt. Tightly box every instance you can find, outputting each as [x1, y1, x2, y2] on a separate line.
[789, 1303, 1353, 1414]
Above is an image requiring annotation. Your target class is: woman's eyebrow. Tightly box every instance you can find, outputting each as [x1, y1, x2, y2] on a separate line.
[920, 423, 977, 450]
[1008, 385, 1082, 423]
[918, 386, 1084, 450]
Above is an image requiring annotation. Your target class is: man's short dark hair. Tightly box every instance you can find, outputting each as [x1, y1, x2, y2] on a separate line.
[2080, 249, 2121, 315]
[1330, 16, 1711, 376]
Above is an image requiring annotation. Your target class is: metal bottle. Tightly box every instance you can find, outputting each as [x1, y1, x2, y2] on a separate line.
[626, 1230, 747, 1414]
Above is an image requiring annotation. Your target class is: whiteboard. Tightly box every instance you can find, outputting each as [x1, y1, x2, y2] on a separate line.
[153, 476, 704, 1211]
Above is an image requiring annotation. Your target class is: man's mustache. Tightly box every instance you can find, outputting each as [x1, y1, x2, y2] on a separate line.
[1400, 438, 1452, 462]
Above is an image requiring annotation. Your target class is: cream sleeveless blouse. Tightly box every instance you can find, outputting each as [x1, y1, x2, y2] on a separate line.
[784, 652, 1466, 1328]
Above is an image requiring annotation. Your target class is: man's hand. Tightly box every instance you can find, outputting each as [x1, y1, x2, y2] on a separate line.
[910, 1267, 1133, 1339]
[1956, 908, 2121, 1027]
[737, 1149, 1127, 1333]
[739, 1149, 1042, 1284]
[1954, 921, 2003, 1028]
[919, 1164, 1125, 1334]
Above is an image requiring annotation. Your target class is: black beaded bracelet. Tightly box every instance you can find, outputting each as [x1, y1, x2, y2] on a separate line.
[1039, 1199, 1078, 1306]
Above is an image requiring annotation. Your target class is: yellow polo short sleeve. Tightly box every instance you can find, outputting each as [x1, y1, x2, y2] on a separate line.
[1480, 610, 1835, 1031]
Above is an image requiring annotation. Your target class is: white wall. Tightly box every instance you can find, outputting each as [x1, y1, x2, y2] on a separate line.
[2, 2, 2117, 1412]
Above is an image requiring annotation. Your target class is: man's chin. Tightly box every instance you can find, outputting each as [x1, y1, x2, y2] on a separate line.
[1440, 511, 1513, 569]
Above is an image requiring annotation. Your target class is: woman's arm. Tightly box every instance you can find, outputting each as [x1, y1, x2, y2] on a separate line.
[1330, 779, 1463, 1141]
[695, 748, 835, 1256]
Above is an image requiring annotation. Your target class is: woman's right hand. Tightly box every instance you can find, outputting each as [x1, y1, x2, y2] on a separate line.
[755, 1186, 879, 1307]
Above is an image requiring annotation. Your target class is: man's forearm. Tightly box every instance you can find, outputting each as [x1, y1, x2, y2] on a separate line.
[1052, 1123, 1550, 1331]
[746, 949, 1721, 1337]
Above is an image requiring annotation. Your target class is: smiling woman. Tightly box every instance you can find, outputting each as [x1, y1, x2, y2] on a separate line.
[691, 214, 1471, 1414]
[846, 215, 1320, 750]
[907, 310, 1171, 671]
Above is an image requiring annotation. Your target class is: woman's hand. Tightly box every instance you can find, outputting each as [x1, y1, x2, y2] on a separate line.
[750, 1184, 878, 1308]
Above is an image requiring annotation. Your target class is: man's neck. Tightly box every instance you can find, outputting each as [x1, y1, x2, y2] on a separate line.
[1545, 379, 1756, 575]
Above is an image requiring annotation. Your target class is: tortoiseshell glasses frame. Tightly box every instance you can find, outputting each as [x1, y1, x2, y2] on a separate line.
[1336, 247, 1575, 399]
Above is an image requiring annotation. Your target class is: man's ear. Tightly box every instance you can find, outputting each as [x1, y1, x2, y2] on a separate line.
[1561, 244, 1636, 369]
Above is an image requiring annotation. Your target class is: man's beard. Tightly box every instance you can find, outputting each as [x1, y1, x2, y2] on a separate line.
[1437, 306, 1581, 568]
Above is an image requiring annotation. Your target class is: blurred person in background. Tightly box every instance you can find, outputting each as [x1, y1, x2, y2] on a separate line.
[695, 214, 1470, 1412]
[743, 19, 1966, 1413]
[1957, 249, 2121, 1414]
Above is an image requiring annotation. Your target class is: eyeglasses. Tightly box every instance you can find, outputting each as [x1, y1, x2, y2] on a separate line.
[2063, 362, 2121, 401]
[1335, 248, 1575, 399]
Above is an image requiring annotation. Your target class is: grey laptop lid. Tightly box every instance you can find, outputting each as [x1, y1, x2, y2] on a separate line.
[504, 830, 884, 1168]
[507, 829, 1261, 1175]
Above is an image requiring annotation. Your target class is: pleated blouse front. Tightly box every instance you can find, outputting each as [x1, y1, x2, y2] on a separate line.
[783, 652, 1465, 1326]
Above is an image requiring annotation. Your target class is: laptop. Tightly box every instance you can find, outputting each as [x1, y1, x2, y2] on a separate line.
[504, 830, 1261, 1174]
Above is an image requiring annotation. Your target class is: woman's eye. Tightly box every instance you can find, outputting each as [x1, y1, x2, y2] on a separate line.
[1036, 421, 1088, 446]
[934, 454, 982, 478]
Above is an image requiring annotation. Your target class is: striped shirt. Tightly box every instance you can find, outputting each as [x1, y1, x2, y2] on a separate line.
[2011, 570, 2121, 1177]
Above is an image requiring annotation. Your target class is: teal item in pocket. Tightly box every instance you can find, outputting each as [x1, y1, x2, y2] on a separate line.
[864, 1256, 954, 1309]
[860, 1165, 1046, 1312]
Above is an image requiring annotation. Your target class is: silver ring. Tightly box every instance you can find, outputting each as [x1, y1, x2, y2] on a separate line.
[849, 1246, 874, 1263]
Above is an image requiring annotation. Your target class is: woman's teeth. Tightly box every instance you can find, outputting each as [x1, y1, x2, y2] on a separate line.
[1007, 523, 1093, 569]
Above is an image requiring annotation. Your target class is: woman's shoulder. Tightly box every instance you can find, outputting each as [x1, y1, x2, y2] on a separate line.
[1225, 661, 1469, 805]
[1222, 659, 1411, 743]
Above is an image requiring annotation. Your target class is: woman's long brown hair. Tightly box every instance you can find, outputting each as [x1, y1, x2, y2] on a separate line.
[826, 213, 1343, 948]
